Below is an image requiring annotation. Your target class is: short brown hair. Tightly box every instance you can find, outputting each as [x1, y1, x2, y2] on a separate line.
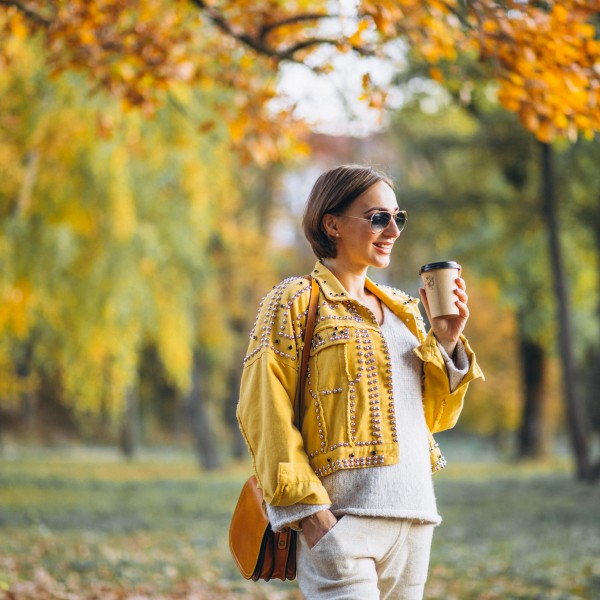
[302, 164, 394, 259]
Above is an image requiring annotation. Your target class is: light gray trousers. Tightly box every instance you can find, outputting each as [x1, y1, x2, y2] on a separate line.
[297, 515, 434, 600]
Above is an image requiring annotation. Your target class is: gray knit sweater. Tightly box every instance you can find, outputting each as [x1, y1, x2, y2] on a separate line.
[267, 304, 469, 531]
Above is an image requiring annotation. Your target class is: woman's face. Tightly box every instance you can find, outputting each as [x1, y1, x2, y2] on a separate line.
[326, 181, 402, 271]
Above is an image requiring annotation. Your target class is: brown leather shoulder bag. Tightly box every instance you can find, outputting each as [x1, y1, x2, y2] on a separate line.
[229, 276, 319, 581]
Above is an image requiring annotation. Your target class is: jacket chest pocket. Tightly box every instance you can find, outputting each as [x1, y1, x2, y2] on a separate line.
[306, 326, 353, 452]
[310, 325, 353, 388]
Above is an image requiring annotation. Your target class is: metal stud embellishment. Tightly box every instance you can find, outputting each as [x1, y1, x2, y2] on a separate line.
[243, 277, 310, 364]
[314, 453, 386, 477]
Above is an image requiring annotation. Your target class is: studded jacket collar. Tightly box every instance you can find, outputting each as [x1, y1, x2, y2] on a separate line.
[237, 261, 483, 507]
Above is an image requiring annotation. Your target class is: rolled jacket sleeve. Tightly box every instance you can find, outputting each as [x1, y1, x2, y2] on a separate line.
[414, 330, 485, 434]
[237, 351, 332, 506]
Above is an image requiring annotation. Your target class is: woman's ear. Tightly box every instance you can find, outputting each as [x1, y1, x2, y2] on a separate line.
[322, 213, 340, 239]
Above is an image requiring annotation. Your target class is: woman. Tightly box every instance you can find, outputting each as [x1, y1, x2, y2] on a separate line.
[238, 165, 484, 599]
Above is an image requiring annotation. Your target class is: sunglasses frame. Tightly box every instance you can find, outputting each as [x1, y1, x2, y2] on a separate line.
[340, 210, 407, 233]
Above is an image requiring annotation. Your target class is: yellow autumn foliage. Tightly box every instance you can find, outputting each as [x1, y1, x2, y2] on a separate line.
[108, 147, 137, 242]
[0, 31, 286, 420]
[0, 281, 35, 339]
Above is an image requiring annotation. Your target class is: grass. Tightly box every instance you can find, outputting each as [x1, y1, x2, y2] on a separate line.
[0, 444, 599, 599]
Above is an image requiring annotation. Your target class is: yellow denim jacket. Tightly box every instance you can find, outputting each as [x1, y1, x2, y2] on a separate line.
[237, 262, 484, 507]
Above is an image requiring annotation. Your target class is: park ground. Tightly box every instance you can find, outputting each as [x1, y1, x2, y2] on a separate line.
[1, 438, 599, 600]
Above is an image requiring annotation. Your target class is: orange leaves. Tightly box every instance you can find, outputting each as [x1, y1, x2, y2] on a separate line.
[347, 19, 370, 48]
[0, 8, 37, 69]
[0, 0, 316, 164]
[360, 0, 600, 143]
[360, 72, 388, 112]
[475, 0, 600, 142]
[359, 0, 600, 143]
[1, 0, 600, 151]
[361, 0, 469, 61]
[361, 1, 405, 37]
[39, 0, 202, 115]
[2, 8, 31, 39]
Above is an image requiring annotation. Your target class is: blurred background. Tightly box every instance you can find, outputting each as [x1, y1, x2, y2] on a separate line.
[0, 1, 599, 599]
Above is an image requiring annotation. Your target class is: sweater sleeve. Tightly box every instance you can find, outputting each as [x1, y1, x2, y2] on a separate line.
[266, 502, 331, 532]
[436, 339, 470, 393]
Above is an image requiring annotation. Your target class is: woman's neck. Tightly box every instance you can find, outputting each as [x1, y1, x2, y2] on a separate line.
[321, 259, 369, 302]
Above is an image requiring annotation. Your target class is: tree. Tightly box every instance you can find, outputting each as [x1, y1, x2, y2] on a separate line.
[556, 139, 600, 434]
[0, 35, 281, 465]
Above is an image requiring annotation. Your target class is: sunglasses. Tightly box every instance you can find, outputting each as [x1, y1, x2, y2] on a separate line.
[341, 210, 407, 233]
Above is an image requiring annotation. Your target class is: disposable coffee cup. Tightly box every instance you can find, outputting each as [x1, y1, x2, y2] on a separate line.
[419, 261, 462, 319]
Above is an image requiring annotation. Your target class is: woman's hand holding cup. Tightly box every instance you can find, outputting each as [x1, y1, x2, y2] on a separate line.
[418, 261, 469, 357]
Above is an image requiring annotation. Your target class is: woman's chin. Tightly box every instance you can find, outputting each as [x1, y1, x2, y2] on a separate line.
[370, 254, 391, 269]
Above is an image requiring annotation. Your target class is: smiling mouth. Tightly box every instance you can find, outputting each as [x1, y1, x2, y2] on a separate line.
[374, 242, 394, 250]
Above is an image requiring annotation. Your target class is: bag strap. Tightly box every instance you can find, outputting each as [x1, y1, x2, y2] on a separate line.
[294, 276, 319, 431]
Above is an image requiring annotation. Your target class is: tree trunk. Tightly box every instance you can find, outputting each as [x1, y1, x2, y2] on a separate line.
[540, 142, 597, 481]
[516, 323, 548, 459]
[224, 320, 248, 460]
[224, 363, 247, 459]
[120, 388, 139, 459]
[580, 201, 600, 432]
[591, 216, 600, 428]
[185, 355, 222, 470]
[16, 340, 36, 439]
[17, 150, 39, 216]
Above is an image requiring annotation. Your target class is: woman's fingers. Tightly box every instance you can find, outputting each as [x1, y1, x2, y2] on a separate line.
[454, 278, 468, 307]
[418, 287, 432, 320]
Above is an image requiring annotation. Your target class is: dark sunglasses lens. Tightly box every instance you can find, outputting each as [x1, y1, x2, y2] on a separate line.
[370, 212, 392, 231]
[370, 212, 406, 232]
[395, 212, 407, 230]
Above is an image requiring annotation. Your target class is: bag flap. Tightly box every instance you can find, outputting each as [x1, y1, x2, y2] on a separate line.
[229, 476, 270, 579]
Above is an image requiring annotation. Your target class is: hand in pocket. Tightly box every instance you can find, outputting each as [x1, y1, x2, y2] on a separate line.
[301, 509, 339, 549]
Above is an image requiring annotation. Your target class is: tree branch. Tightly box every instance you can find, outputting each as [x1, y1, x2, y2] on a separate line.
[259, 12, 338, 38]
[0, 0, 51, 27]
[278, 38, 375, 61]
[189, 0, 274, 57]
[188, 0, 371, 64]
[439, 0, 476, 31]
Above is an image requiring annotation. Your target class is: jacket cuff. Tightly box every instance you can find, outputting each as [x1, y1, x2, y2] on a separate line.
[266, 461, 332, 506]
[413, 329, 446, 369]
[266, 503, 331, 532]
[415, 330, 484, 388]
